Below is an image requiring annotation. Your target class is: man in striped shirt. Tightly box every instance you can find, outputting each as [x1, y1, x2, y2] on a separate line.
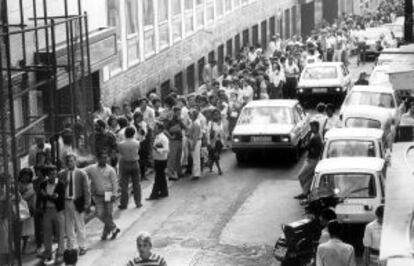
[126, 232, 167, 266]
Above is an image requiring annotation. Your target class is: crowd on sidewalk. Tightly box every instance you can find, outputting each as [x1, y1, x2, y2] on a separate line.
[0, 1, 405, 265]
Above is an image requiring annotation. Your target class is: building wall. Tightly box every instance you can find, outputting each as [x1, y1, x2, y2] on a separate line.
[99, 0, 301, 106]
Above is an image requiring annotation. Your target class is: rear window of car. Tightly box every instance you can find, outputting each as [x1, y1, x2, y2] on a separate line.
[345, 118, 381, 129]
[344, 91, 395, 108]
[317, 173, 377, 198]
[238, 106, 293, 125]
[326, 140, 376, 158]
[302, 66, 338, 79]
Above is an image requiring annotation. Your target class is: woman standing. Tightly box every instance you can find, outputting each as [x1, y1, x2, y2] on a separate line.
[18, 168, 36, 254]
[207, 109, 225, 175]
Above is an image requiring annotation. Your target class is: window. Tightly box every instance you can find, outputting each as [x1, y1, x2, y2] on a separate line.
[158, 0, 169, 50]
[327, 140, 376, 158]
[225, 0, 232, 12]
[196, 0, 204, 29]
[226, 39, 232, 58]
[143, 0, 154, 26]
[126, 0, 139, 65]
[107, 0, 122, 74]
[302, 66, 338, 79]
[215, 0, 223, 17]
[243, 29, 249, 46]
[143, 0, 155, 56]
[174, 72, 184, 94]
[291, 6, 297, 36]
[269, 16, 275, 38]
[206, 0, 214, 23]
[198, 57, 205, 84]
[238, 107, 293, 125]
[345, 118, 381, 129]
[161, 80, 171, 101]
[187, 64, 195, 92]
[235, 34, 240, 55]
[185, 0, 194, 35]
[208, 50, 215, 63]
[317, 174, 376, 198]
[172, 0, 182, 42]
[344, 91, 395, 109]
[284, 9, 290, 39]
[218, 44, 224, 74]
[252, 24, 259, 45]
[261, 20, 267, 49]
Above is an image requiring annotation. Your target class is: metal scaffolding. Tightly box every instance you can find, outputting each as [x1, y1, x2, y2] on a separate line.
[0, 0, 93, 264]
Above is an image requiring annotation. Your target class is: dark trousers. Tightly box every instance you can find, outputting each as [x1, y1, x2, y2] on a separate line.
[327, 49, 334, 62]
[151, 160, 168, 197]
[285, 77, 297, 99]
[34, 211, 43, 248]
[119, 160, 141, 207]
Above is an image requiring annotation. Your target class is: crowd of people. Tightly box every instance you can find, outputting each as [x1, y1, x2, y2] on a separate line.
[0, 1, 405, 265]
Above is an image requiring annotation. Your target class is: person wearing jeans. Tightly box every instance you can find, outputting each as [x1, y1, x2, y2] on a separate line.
[118, 126, 142, 209]
[148, 122, 169, 200]
[38, 165, 65, 264]
[85, 151, 120, 241]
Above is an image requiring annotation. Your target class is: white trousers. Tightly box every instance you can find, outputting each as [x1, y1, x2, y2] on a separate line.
[64, 200, 86, 249]
[191, 140, 202, 177]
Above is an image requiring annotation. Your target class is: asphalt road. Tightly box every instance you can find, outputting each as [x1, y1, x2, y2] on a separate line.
[23, 57, 375, 266]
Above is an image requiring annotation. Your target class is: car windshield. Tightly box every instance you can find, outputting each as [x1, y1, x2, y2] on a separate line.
[317, 173, 376, 198]
[326, 140, 376, 158]
[363, 29, 390, 40]
[345, 118, 381, 129]
[302, 66, 338, 79]
[238, 106, 293, 125]
[344, 91, 395, 108]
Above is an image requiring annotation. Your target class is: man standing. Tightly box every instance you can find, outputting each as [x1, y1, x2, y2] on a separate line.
[84, 151, 120, 241]
[188, 109, 202, 180]
[363, 205, 384, 266]
[401, 101, 414, 125]
[295, 120, 323, 200]
[355, 72, 369, 85]
[165, 106, 187, 180]
[38, 165, 65, 264]
[118, 127, 142, 209]
[91, 120, 117, 166]
[316, 220, 356, 266]
[148, 122, 169, 200]
[59, 154, 91, 255]
[137, 98, 156, 130]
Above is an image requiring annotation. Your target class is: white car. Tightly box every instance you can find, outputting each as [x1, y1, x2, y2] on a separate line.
[311, 157, 386, 224]
[323, 128, 387, 161]
[369, 65, 393, 87]
[232, 100, 310, 163]
[341, 85, 403, 126]
[297, 62, 352, 104]
[361, 27, 393, 57]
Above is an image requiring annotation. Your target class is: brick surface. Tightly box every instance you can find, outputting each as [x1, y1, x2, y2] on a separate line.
[101, 0, 301, 106]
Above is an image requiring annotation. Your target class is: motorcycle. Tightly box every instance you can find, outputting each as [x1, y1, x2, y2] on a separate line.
[273, 187, 366, 266]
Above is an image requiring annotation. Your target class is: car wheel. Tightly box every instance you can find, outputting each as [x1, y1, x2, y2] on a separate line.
[236, 153, 248, 164]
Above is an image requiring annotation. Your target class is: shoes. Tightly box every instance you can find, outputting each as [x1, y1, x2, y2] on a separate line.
[101, 232, 108, 241]
[136, 204, 143, 208]
[43, 257, 54, 265]
[192, 176, 200, 180]
[79, 247, 87, 256]
[146, 196, 159, 201]
[118, 205, 127, 210]
[294, 193, 307, 200]
[168, 177, 179, 181]
[110, 228, 121, 240]
[218, 170, 223, 175]
[158, 194, 168, 198]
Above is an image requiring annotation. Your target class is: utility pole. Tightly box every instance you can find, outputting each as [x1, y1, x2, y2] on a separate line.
[405, 0, 413, 43]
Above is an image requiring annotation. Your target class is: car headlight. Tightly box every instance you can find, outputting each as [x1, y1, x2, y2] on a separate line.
[298, 88, 304, 94]
[233, 136, 240, 143]
[335, 87, 342, 92]
[281, 136, 290, 142]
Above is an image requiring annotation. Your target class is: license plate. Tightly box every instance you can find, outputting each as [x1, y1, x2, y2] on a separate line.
[274, 246, 288, 259]
[313, 88, 328, 93]
[336, 204, 364, 214]
[251, 136, 272, 142]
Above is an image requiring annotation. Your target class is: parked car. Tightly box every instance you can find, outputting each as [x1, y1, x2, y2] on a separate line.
[377, 44, 414, 67]
[297, 62, 352, 105]
[232, 100, 310, 163]
[310, 157, 386, 224]
[340, 85, 403, 126]
[323, 128, 388, 163]
[369, 65, 392, 88]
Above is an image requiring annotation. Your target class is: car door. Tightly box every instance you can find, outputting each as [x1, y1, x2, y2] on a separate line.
[295, 104, 310, 144]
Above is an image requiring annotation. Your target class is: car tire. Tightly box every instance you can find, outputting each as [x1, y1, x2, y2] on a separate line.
[236, 153, 248, 164]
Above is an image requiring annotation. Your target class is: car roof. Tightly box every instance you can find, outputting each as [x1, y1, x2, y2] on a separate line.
[343, 106, 392, 122]
[315, 157, 385, 173]
[244, 99, 299, 108]
[351, 85, 394, 93]
[303, 62, 343, 68]
[325, 128, 384, 140]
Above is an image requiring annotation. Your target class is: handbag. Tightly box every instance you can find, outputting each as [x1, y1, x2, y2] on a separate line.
[19, 198, 31, 220]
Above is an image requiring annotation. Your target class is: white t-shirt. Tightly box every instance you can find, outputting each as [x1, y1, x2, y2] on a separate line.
[363, 220, 382, 250]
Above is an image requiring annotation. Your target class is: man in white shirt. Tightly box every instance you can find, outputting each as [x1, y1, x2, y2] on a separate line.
[148, 122, 169, 200]
[313, 103, 328, 137]
[316, 220, 356, 266]
[136, 98, 155, 130]
[363, 205, 384, 266]
[325, 103, 342, 135]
